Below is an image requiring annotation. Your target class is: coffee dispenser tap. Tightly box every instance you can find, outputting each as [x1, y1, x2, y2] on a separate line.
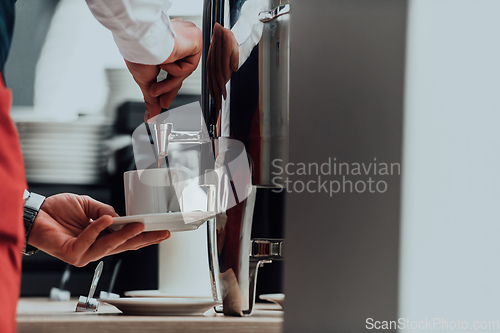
[152, 121, 173, 169]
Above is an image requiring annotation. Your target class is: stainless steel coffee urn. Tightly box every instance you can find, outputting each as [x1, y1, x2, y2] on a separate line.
[202, 0, 290, 316]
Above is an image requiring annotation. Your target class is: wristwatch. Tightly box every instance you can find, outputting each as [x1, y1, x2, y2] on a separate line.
[22, 190, 46, 256]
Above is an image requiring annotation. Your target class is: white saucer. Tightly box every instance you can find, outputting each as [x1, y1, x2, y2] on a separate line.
[124, 290, 169, 298]
[100, 297, 221, 316]
[259, 293, 285, 307]
[124, 290, 208, 298]
[110, 211, 216, 232]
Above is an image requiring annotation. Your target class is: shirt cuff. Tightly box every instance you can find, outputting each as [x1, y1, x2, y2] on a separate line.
[86, 0, 177, 65]
[231, 0, 266, 69]
[113, 10, 176, 65]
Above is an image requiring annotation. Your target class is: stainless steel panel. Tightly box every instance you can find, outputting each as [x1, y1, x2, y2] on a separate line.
[203, 0, 289, 316]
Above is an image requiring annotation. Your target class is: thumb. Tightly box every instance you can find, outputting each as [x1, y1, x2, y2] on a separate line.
[81, 195, 119, 220]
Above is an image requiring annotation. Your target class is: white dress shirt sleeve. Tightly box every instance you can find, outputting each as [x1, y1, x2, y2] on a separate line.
[231, 0, 267, 69]
[86, 0, 177, 65]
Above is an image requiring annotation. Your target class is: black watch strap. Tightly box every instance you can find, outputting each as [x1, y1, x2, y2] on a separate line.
[23, 192, 45, 256]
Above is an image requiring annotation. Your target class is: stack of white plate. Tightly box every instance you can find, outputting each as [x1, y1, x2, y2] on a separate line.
[16, 117, 112, 185]
[104, 68, 144, 119]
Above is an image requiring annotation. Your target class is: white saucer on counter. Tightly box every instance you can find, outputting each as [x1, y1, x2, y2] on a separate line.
[124, 290, 173, 298]
[124, 290, 212, 298]
[110, 211, 216, 232]
[100, 297, 221, 316]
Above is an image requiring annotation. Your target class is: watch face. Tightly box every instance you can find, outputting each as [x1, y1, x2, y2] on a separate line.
[23, 190, 30, 200]
[24, 193, 46, 211]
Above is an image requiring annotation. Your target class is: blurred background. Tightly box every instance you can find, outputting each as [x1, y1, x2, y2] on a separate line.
[6, 0, 283, 300]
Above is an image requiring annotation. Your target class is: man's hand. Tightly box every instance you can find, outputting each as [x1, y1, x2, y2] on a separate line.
[207, 23, 239, 113]
[28, 193, 170, 267]
[126, 18, 202, 122]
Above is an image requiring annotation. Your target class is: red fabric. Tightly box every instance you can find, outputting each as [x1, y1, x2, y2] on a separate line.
[0, 73, 26, 333]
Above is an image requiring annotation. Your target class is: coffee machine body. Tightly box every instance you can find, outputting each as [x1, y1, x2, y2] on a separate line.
[202, 0, 290, 316]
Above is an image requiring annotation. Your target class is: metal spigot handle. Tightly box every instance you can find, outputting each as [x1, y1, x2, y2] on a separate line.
[258, 4, 291, 22]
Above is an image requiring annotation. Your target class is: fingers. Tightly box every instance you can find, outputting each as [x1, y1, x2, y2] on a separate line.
[109, 230, 171, 255]
[34, 192, 172, 267]
[142, 19, 202, 114]
[124, 20, 202, 122]
[150, 57, 199, 110]
[74, 222, 146, 266]
[207, 38, 216, 109]
[221, 35, 232, 83]
[80, 195, 118, 220]
[221, 26, 239, 93]
[214, 26, 226, 100]
[141, 86, 162, 121]
[210, 26, 222, 111]
[159, 84, 182, 109]
[230, 37, 239, 72]
[71, 215, 115, 259]
[124, 59, 162, 121]
[207, 22, 239, 111]
[150, 73, 185, 98]
[160, 53, 200, 77]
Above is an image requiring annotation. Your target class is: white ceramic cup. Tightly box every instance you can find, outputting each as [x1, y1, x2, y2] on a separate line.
[124, 169, 185, 216]
[124, 169, 212, 297]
